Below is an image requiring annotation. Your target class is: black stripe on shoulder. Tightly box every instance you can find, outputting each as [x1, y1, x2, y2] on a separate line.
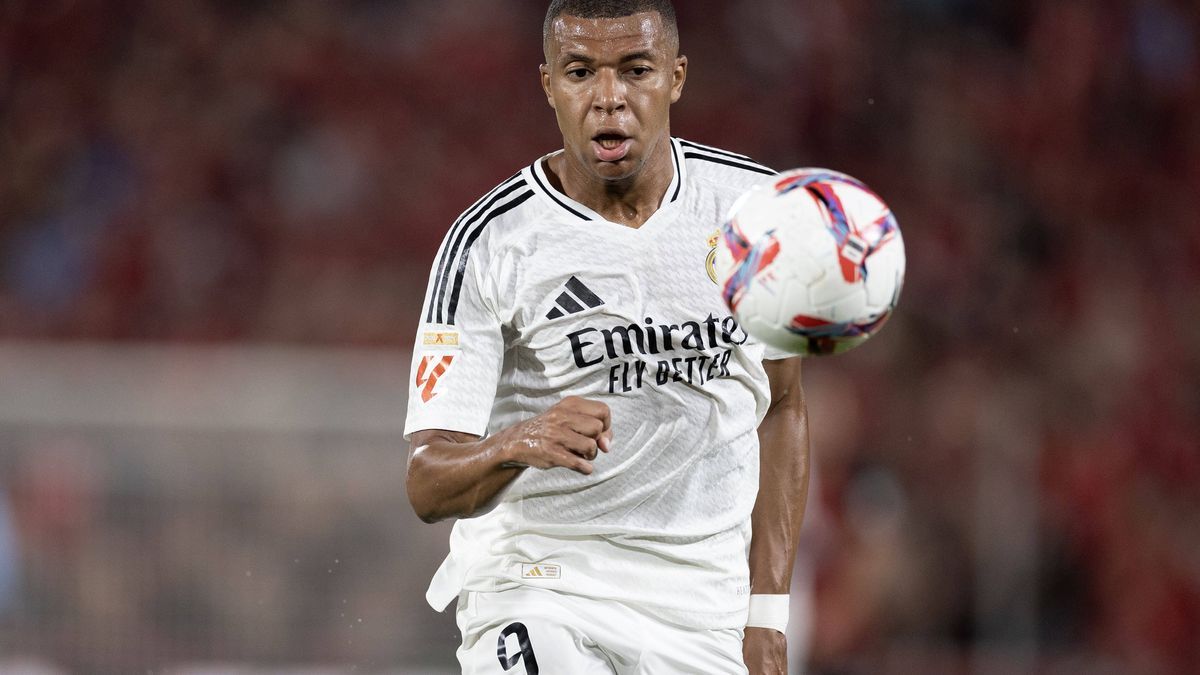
[426, 173, 524, 323]
[432, 180, 529, 324]
[684, 152, 777, 177]
[530, 164, 591, 221]
[678, 139, 755, 162]
[669, 140, 683, 202]
[446, 189, 535, 325]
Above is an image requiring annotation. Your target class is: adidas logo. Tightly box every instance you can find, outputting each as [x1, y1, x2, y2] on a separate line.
[521, 563, 562, 579]
[545, 276, 605, 320]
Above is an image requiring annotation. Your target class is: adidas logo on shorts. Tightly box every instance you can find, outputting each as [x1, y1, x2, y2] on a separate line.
[521, 563, 562, 579]
[545, 276, 605, 320]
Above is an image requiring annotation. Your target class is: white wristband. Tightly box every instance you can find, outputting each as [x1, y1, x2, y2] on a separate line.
[746, 594, 789, 633]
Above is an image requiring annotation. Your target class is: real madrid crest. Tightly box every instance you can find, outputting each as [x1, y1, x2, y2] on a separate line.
[705, 230, 720, 284]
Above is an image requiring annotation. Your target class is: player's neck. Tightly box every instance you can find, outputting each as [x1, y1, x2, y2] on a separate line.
[548, 138, 674, 229]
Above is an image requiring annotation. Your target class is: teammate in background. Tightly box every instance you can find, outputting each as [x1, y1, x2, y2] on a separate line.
[405, 1, 810, 672]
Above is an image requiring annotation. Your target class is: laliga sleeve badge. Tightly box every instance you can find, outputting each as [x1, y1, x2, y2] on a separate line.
[422, 330, 460, 347]
[415, 354, 455, 403]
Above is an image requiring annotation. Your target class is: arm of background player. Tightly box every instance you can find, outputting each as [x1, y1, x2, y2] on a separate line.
[406, 396, 613, 523]
[744, 356, 810, 673]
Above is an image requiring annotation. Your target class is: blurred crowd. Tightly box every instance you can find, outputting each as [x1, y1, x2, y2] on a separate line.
[1, 0, 1198, 672]
[0, 430, 450, 672]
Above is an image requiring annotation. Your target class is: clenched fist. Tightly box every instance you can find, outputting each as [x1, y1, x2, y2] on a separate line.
[500, 396, 613, 475]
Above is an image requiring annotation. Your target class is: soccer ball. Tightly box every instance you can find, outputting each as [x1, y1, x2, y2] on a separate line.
[715, 168, 905, 356]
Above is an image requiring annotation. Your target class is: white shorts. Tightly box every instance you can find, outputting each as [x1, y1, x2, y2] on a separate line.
[455, 586, 748, 674]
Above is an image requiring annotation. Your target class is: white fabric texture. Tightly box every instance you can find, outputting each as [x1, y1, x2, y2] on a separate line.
[407, 138, 784, 629]
[456, 586, 748, 674]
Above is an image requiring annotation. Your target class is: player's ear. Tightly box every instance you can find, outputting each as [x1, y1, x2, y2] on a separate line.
[539, 64, 556, 109]
[670, 55, 687, 104]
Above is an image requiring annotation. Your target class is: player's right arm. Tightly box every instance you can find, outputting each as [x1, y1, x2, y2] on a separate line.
[406, 183, 617, 522]
[406, 396, 612, 523]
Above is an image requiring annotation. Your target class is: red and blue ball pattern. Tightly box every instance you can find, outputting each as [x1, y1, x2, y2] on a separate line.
[716, 168, 905, 357]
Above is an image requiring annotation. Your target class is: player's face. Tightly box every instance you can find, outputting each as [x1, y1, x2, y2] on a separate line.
[540, 12, 687, 184]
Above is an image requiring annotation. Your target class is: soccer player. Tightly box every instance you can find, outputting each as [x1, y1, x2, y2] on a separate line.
[405, 1, 810, 672]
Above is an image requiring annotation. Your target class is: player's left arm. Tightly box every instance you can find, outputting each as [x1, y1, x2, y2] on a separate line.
[744, 356, 810, 675]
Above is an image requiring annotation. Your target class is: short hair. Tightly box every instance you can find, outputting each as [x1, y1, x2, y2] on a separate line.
[543, 0, 679, 58]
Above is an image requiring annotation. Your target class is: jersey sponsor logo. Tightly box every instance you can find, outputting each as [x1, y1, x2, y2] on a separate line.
[415, 354, 455, 403]
[520, 563, 561, 580]
[545, 276, 605, 320]
[422, 330, 460, 347]
[565, 313, 749, 394]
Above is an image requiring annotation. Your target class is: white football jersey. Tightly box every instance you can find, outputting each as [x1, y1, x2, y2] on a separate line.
[406, 137, 791, 629]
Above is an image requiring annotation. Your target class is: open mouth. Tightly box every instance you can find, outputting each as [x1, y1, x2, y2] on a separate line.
[592, 133, 631, 162]
[594, 133, 627, 149]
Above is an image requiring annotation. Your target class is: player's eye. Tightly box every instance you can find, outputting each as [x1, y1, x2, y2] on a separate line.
[566, 68, 589, 80]
[628, 66, 651, 77]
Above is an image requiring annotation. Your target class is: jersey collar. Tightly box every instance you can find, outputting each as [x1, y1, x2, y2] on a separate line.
[528, 137, 686, 224]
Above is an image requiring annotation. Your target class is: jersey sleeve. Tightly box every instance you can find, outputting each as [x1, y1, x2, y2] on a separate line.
[404, 234, 504, 440]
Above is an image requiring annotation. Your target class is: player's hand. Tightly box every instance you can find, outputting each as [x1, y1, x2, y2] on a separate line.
[501, 396, 612, 475]
[743, 627, 786, 675]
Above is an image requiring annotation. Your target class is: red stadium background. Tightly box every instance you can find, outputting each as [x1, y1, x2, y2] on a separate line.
[1, 0, 1197, 672]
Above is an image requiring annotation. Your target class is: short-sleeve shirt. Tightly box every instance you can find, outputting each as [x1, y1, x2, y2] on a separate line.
[406, 138, 790, 629]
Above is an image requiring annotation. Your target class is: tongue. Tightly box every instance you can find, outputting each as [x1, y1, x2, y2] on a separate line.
[595, 138, 630, 162]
